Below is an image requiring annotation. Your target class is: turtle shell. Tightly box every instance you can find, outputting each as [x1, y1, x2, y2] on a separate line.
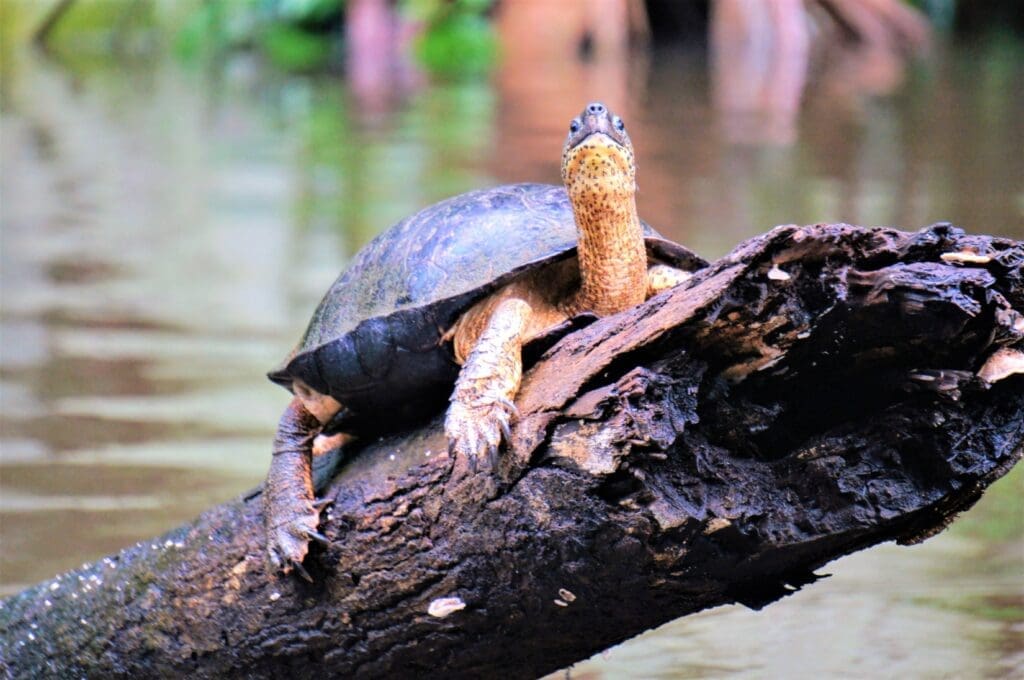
[269, 183, 706, 432]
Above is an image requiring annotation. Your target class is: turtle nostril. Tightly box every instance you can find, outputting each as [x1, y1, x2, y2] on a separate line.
[586, 102, 606, 115]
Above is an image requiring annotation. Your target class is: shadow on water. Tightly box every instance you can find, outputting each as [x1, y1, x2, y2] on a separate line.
[0, 5, 1021, 676]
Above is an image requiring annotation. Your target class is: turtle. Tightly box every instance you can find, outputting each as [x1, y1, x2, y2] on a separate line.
[264, 102, 707, 576]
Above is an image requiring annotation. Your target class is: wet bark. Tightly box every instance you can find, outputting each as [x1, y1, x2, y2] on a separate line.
[2, 223, 1022, 679]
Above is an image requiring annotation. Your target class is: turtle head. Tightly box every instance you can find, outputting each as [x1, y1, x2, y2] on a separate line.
[561, 102, 636, 199]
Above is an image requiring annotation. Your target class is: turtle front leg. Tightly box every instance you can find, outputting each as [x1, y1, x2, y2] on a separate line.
[445, 298, 532, 472]
[264, 398, 331, 579]
[647, 264, 692, 297]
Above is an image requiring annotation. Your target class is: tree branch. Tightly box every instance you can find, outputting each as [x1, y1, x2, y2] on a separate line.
[2, 223, 1022, 679]
[31, 0, 77, 50]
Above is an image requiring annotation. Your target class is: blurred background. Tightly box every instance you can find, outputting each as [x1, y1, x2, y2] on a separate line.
[1, 0, 1021, 676]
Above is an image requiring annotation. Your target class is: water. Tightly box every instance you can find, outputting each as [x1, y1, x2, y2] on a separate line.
[1, 25, 1022, 679]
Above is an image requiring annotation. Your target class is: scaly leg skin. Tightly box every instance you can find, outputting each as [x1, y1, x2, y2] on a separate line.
[647, 264, 692, 297]
[264, 398, 331, 580]
[445, 298, 531, 473]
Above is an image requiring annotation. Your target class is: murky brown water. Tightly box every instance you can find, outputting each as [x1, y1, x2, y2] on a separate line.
[1, 24, 1022, 679]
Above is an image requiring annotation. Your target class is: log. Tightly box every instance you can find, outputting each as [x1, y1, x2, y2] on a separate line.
[1, 223, 1022, 679]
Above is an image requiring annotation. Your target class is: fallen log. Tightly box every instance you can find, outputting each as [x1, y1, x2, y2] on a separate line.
[1, 223, 1021, 679]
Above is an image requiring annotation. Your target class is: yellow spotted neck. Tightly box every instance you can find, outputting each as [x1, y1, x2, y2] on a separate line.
[563, 138, 647, 317]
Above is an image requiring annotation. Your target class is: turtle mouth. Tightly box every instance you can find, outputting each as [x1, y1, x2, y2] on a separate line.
[566, 117, 629, 152]
[564, 102, 631, 151]
[570, 130, 626, 152]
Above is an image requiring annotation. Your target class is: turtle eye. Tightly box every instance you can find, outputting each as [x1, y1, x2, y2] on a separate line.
[569, 119, 581, 134]
[613, 116, 625, 132]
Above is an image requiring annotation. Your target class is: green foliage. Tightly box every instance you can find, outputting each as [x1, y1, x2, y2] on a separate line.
[415, 11, 496, 77]
[404, 0, 491, 20]
[8, 0, 496, 75]
[176, 1, 238, 60]
[175, 0, 339, 66]
[177, 0, 497, 74]
[260, 24, 332, 69]
[407, 0, 497, 76]
[274, 0, 345, 25]
[173, 0, 499, 74]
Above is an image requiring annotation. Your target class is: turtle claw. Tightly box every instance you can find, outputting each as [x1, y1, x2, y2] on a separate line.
[312, 497, 334, 511]
[486, 443, 500, 472]
[496, 397, 519, 418]
[266, 501, 328, 579]
[498, 417, 512, 447]
[291, 559, 314, 583]
[305, 529, 330, 546]
[444, 397, 514, 474]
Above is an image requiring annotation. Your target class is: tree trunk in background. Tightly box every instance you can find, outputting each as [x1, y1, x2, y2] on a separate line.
[2, 224, 1022, 679]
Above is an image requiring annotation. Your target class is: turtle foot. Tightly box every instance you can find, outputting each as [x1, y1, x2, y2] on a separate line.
[445, 296, 528, 475]
[266, 502, 329, 580]
[444, 396, 517, 474]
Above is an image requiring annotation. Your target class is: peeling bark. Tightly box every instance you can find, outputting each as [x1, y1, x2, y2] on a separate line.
[1, 223, 1022, 679]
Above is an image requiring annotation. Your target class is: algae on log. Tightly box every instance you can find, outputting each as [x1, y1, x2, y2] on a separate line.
[1, 223, 1022, 679]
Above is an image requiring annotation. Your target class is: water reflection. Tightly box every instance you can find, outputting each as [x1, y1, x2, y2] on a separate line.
[1, 20, 1022, 679]
[345, 0, 423, 114]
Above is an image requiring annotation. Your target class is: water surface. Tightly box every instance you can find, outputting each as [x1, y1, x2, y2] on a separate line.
[1, 30, 1021, 679]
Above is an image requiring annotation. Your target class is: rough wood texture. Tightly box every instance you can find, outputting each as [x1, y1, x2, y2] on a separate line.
[2, 223, 1022, 679]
